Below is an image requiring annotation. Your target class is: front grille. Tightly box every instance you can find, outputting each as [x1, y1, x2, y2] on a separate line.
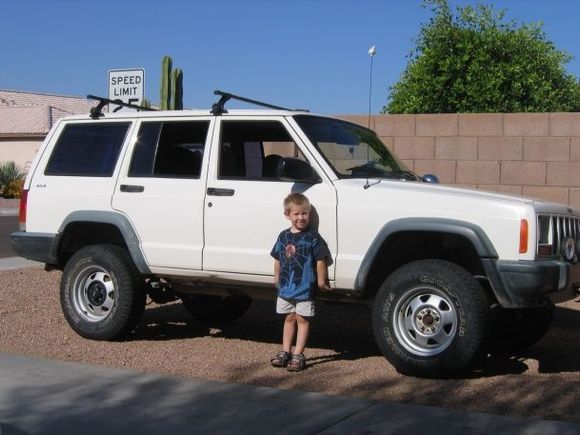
[537, 214, 580, 257]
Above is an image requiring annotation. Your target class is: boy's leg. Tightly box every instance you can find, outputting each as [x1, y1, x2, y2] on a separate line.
[293, 314, 310, 355]
[282, 313, 297, 353]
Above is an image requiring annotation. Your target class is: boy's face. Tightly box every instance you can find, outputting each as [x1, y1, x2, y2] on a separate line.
[285, 204, 310, 231]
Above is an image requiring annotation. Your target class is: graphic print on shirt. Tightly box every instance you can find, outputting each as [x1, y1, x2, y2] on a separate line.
[271, 228, 329, 300]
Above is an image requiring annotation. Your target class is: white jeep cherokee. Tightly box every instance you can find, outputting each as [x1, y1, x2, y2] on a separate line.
[11, 91, 580, 378]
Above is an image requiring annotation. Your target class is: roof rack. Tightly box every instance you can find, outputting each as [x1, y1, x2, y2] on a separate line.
[211, 90, 308, 115]
[87, 95, 157, 119]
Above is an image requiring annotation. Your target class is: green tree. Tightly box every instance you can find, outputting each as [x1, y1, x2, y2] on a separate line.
[385, 0, 580, 113]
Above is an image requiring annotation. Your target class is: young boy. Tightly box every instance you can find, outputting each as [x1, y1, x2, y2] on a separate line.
[270, 192, 331, 371]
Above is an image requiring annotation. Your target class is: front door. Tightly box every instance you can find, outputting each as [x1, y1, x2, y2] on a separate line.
[203, 117, 337, 279]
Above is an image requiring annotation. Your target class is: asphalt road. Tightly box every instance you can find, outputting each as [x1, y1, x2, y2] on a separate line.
[0, 215, 18, 258]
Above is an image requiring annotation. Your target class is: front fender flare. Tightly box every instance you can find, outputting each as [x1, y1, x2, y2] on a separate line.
[354, 217, 498, 292]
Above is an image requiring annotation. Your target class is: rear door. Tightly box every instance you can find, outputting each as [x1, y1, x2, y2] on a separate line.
[112, 117, 213, 270]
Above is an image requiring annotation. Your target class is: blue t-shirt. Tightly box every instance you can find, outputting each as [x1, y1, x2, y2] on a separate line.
[270, 227, 331, 300]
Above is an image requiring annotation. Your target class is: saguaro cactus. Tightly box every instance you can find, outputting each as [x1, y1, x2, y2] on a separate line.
[160, 55, 172, 110]
[160, 55, 184, 110]
[170, 68, 183, 110]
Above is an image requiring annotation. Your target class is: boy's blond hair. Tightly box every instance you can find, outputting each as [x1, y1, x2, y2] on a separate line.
[283, 192, 311, 212]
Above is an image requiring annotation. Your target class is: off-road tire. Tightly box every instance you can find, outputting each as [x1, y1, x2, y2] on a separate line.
[181, 294, 252, 322]
[60, 244, 146, 340]
[372, 259, 488, 378]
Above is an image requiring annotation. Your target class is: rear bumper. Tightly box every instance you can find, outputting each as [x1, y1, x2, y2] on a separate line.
[483, 258, 580, 308]
[9, 231, 59, 265]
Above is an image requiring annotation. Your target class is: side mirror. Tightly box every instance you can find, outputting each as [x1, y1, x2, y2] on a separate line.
[422, 173, 439, 184]
[277, 158, 320, 183]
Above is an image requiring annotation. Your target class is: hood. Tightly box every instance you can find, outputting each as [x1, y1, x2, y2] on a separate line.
[335, 178, 535, 205]
[333, 178, 580, 216]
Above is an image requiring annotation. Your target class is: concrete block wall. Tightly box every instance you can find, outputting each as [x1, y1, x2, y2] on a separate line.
[340, 113, 580, 208]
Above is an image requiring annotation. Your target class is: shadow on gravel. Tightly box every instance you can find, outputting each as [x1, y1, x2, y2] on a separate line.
[520, 306, 580, 374]
[133, 299, 580, 376]
[471, 306, 580, 377]
[101, 301, 580, 423]
[133, 298, 380, 360]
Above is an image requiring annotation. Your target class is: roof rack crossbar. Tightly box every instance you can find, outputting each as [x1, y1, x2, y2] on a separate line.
[211, 90, 308, 115]
[87, 95, 157, 119]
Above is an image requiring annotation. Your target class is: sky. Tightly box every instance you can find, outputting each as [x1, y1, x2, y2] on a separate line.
[2, 0, 580, 115]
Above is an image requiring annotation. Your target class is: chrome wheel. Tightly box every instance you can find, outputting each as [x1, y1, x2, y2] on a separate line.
[72, 266, 116, 322]
[393, 286, 458, 356]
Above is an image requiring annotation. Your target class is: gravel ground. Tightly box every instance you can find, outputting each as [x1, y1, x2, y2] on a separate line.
[1, 267, 580, 423]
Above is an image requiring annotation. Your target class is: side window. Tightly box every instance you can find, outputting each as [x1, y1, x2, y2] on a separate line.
[129, 120, 209, 178]
[45, 122, 130, 176]
[219, 120, 306, 180]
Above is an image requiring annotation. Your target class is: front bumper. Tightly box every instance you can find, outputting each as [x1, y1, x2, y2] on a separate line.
[483, 258, 580, 308]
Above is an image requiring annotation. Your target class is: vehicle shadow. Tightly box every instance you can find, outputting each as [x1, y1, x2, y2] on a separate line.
[467, 306, 580, 377]
[134, 299, 580, 376]
[133, 298, 380, 361]
[520, 306, 580, 373]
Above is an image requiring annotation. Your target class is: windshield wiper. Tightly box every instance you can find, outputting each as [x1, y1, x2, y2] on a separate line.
[346, 162, 395, 177]
[390, 168, 420, 181]
[345, 162, 388, 190]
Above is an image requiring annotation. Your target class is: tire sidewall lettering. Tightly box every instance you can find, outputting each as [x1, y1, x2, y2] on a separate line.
[420, 274, 466, 337]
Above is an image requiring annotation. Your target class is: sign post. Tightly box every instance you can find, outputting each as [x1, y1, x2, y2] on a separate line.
[108, 68, 145, 111]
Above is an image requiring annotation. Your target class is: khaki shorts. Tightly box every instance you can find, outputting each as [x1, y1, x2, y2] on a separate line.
[276, 297, 315, 317]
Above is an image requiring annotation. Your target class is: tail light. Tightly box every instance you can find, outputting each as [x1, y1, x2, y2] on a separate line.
[19, 189, 28, 231]
[519, 219, 528, 254]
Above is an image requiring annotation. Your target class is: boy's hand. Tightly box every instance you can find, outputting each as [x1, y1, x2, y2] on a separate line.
[316, 260, 332, 291]
[273, 260, 280, 288]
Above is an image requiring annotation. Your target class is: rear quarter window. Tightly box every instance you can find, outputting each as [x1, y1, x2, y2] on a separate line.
[45, 122, 131, 176]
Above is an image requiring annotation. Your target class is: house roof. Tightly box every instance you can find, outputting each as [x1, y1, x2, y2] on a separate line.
[0, 106, 51, 136]
[0, 90, 94, 136]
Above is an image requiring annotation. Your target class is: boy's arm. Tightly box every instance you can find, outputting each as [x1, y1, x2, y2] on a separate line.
[316, 259, 332, 291]
[274, 259, 281, 287]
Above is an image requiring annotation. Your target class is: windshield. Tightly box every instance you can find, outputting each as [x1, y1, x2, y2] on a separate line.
[293, 115, 417, 180]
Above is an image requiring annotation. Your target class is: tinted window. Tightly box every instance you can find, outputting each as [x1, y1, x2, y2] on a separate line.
[130, 121, 209, 178]
[45, 122, 130, 176]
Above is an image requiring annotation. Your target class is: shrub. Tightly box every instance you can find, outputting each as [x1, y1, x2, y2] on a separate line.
[3, 178, 24, 199]
[0, 161, 25, 198]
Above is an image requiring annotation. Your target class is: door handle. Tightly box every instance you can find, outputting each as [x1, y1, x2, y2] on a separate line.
[207, 187, 235, 196]
[120, 184, 145, 193]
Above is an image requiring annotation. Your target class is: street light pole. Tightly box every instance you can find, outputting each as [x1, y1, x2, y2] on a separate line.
[368, 45, 377, 128]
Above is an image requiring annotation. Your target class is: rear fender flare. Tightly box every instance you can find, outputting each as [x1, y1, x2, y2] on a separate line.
[59, 210, 150, 274]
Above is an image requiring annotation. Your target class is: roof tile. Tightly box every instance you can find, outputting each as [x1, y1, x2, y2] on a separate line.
[0, 89, 94, 128]
[0, 106, 51, 135]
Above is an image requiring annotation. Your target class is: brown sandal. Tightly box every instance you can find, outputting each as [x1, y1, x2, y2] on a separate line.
[287, 353, 306, 371]
[270, 351, 291, 367]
